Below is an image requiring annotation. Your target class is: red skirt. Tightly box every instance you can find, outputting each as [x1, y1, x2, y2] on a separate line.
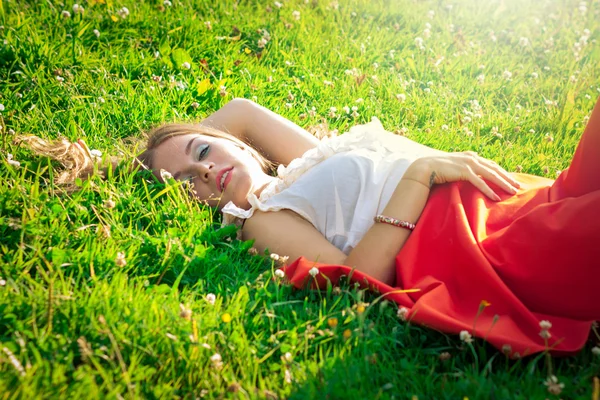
[284, 98, 600, 356]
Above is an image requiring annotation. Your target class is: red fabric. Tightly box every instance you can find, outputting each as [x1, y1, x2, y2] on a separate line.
[284, 98, 600, 356]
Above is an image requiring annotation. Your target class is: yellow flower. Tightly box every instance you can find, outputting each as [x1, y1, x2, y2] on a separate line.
[327, 318, 338, 328]
[343, 329, 352, 339]
[225, 69, 233, 75]
[221, 313, 232, 323]
[244, 48, 252, 54]
[356, 304, 365, 314]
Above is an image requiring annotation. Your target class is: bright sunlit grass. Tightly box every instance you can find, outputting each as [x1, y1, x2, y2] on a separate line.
[1, 0, 599, 398]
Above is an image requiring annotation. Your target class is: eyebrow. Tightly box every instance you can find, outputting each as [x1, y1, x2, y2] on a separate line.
[173, 137, 197, 179]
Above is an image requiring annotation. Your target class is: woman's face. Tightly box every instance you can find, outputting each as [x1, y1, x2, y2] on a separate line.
[151, 133, 269, 210]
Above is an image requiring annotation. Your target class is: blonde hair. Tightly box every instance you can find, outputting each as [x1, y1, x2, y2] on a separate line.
[15, 123, 274, 192]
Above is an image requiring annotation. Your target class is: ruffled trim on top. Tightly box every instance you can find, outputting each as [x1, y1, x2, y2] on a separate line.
[221, 117, 390, 230]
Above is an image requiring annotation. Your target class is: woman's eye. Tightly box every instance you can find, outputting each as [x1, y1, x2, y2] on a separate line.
[197, 144, 210, 160]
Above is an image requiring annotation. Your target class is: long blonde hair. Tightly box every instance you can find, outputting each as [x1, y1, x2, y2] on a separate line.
[15, 124, 274, 191]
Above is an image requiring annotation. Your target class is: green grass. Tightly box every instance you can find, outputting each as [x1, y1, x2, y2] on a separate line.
[1, 0, 599, 398]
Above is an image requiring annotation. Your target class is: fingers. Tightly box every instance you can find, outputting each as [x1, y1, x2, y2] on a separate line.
[478, 158, 521, 189]
[466, 168, 501, 201]
[473, 162, 519, 196]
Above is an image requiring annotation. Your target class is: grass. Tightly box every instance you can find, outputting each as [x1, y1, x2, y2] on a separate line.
[1, 0, 599, 398]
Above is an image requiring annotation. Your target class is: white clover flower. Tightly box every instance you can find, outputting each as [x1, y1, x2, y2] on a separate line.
[56, 76, 64, 82]
[531, 72, 538, 79]
[292, 10, 300, 20]
[181, 62, 191, 69]
[425, 22, 431, 29]
[210, 353, 223, 369]
[274, 1, 283, 8]
[427, 9, 435, 18]
[414, 37, 424, 48]
[0, 278, 5, 286]
[397, 306, 409, 321]
[592, 346, 600, 356]
[206, 293, 216, 305]
[257, 37, 268, 48]
[342, 105, 350, 114]
[323, 80, 333, 87]
[204, 21, 212, 30]
[117, 7, 130, 19]
[424, 88, 431, 93]
[477, 74, 485, 84]
[396, 93, 406, 102]
[441, 124, 449, 130]
[164, 0, 172, 6]
[90, 149, 103, 161]
[7, 153, 20, 167]
[219, 86, 227, 97]
[275, 269, 286, 278]
[115, 252, 126, 267]
[0, 104, 4, 111]
[160, 169, 173, 181]
[539, 320, 552, 330]
[502, 70, 512, 80]
[308, 267, 319, 277]
[61, 10, 71, 18]
[73, 4, 84, 14]
[93, 29, 100, 38]
[423, 28, 431, 38]
[459, 330, 473, 343]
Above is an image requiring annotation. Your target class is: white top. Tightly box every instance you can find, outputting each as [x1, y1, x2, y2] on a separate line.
[222, 117, 441, 254]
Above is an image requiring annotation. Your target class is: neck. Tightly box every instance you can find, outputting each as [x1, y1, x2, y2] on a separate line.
[252, 174, 277, 199]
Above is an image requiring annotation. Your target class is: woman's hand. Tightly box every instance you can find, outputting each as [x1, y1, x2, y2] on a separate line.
[404, 152, 521, 201]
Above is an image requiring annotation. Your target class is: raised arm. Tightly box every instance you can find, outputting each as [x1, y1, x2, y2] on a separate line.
[199, 98, 319, 165]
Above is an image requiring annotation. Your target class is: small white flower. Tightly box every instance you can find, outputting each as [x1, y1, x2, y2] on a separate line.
[441, 124, 449, 130]
[477, 74, 485, 84]
[531, 72, 538, 79]
[396, 93, 406, 102]
[424, 88, 431, 93]
[61, 10, 71, 18]
[592, 346, 600, 356]
[427, 9, 435, 18]
[73, 4, 84, 14]
[342, 105, 350, 114]
[0, 104, 4, 111]
[7, 159, 20, 167]
[539, 320, 552, 330]
[308, 267, 319, 277]
[164, 0, 172, 6]
[423, 28, 431, 38]
[292, 10, 300, 20]
[414, 37, 424, 48]
[397, 307, 409, 321]
[159, 169, 173, 181]
[275, 269, 286, 278]
[257, 37, 268, 48]
[210, 353, 223, 369]
[115, 252, 126, 267]
[93, 29, 100, 38]
[181, 61, 191, 69]
[219, 86, 227, 97]
[502, 70, 512, 80]
[56, 76, 64, 82]
[117, 7, 129, 19]
[90, 149, 102, 160]
[459, 330, 473, 343]
[0, 279, 5, 286]
[204, 21, 212, 30]
[274, 1, 283, 8]
[206, 293, 216, 305]
[323, 80, 333, 87]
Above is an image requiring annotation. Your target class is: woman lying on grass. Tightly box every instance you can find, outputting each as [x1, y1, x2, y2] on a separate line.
[19, 97, 600, 357]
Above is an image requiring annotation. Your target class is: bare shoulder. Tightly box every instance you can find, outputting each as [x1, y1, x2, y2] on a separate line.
[242, 209, 346, 265]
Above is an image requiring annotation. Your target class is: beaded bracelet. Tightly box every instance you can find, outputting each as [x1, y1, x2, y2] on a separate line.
[373, 215, 416, 231]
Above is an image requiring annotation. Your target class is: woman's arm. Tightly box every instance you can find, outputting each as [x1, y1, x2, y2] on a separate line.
[199, 98, 319, 165]
[243, 153, 521, 285]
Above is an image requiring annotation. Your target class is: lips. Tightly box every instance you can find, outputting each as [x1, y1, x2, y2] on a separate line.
[216, 167, 233, 192]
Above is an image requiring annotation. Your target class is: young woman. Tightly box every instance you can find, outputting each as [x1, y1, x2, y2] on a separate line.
[20, 97, 600, 357]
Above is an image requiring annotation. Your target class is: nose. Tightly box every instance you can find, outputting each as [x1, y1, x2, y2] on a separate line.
[196, 161, 214, 183]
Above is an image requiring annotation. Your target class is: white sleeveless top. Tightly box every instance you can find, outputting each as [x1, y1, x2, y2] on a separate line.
[221, 117, 441, 254]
